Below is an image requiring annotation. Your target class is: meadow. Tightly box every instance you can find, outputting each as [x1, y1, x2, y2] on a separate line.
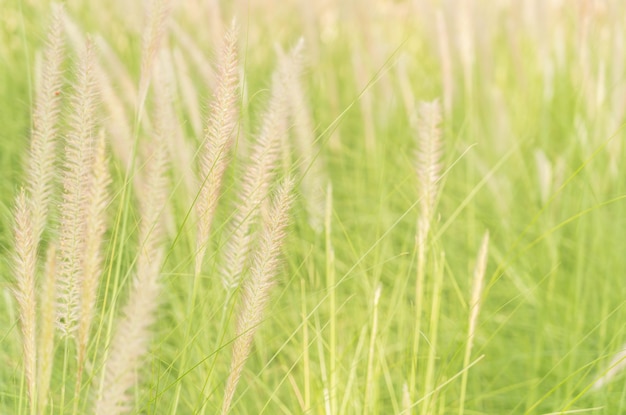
[1, 0, 626, 414]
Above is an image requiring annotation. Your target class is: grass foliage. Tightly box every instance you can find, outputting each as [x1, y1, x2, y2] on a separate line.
[2, 0, 626, 414]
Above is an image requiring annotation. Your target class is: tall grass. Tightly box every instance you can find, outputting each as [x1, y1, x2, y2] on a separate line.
[2, 0, 626, 414]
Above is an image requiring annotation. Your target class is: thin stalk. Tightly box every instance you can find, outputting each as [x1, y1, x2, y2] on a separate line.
[458, 232, 489, 415]
[315, 314, 332, 415]
[364, 285, 382, 415]
[421, 252, 444, 415]
[301, 279, 311, 411]
[410, 218, 428, 403]
[325, 184, 337, 414]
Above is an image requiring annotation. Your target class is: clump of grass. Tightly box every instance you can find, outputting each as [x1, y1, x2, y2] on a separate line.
[9, 7, 66, 409]
[5, 1, 626, 414]
[6, 4, 306, 414]
[9, 6, 64, 413]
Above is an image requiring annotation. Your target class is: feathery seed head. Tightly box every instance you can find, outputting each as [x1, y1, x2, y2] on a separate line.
[196, 21, 240, 275]
[221, 176, 294, 414]
[414, 99, 443, 224]
[26, 4, 65, 244]
[12, 189, 38, 407]
[219, 48, 292, 290]
[56, 37, 100, 338]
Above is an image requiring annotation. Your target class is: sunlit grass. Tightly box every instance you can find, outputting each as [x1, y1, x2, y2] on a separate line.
[2, 1, 626, 414]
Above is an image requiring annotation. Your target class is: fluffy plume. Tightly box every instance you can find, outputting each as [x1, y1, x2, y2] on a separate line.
[56, 38, 99, 338]
[12, 189, 38, 410]
[219, 48, 292, 291]
[411, 99, 444, 405]
[26, 3, 64, 245]
[221, 177, 295, 414]
[196, 20, 240, 276]
[76, 130, 111, 374]
[11, 7, 65, 409]
[414, 99, 444, 228]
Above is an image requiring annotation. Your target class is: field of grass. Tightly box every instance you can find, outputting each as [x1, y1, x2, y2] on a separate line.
[2, 0, 626, 414]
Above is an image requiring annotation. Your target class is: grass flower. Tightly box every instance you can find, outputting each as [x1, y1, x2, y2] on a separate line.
[56, 38, 99, 339]
[221, 177, 295, 414]
[196, 20, 240, 276]
[11, 190, 38, 412]
[219, 47, 292, 292]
